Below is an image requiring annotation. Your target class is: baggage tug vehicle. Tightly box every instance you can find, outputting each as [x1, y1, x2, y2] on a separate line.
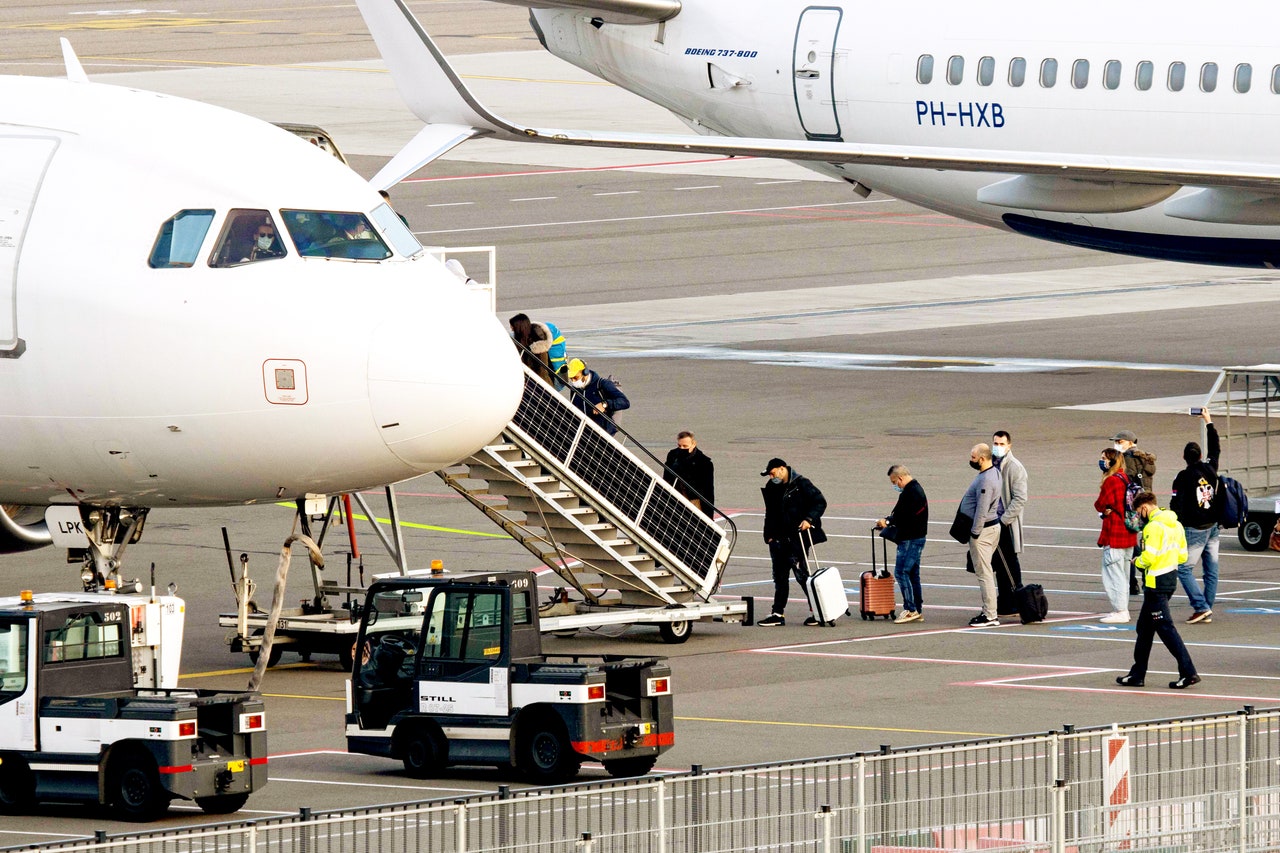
[345, 571, 674, 783]
[0, 587, 267, 820]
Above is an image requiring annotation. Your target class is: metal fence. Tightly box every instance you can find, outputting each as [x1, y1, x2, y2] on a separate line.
[14, 705, 1280, 853]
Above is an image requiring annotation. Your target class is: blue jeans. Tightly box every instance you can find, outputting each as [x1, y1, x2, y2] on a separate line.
[1177, 525, 1219, 612]
[894, 537, 926, 614]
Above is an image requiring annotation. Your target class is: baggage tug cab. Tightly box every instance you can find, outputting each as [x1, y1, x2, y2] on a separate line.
[345, 571, 674, 783]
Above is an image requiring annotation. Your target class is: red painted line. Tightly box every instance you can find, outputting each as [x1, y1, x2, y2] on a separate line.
[405, 157, 747, 182]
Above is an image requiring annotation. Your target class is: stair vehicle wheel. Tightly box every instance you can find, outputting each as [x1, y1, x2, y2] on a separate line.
[603, 756, 657, 778]
[518, 714, 581, 784]
[398, 724, 446, 779]
[196, 792, 250, 815]
[107, 750, 169, 821]
[246, 630, 283, 668]
[0, 754, 35, 814]
[658, 620, 692, 644]
[1239, 514, 1274, 552]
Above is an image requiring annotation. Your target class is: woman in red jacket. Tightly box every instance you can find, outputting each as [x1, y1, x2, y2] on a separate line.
[1095, 448, 1138, 623]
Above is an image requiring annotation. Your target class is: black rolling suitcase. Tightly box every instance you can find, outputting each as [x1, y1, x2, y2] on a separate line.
[996, 547, 1047, 624]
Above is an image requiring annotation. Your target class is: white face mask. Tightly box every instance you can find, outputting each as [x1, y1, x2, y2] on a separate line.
[1114, 443, 1125, 452]
[569, 376, 588, 389]
[991, 444, 1008, 458]
[256, 235, 274, 250]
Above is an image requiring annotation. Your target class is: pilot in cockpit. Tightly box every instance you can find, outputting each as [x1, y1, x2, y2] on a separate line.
[245, 220, 285, 261]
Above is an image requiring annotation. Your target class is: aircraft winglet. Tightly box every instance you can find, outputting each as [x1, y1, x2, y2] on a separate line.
[60, 38, 89, 84]
[370, 124, 484, 191]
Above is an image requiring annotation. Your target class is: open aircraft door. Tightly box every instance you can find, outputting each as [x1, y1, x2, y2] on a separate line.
[793, 7, 843, 141]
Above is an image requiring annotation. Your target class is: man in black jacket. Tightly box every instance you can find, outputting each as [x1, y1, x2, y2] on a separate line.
[1171, 410, 1221, 624]
[876, 465, 929, 623]
[663, 431, 715, 519]
[759, 458, 827, 627]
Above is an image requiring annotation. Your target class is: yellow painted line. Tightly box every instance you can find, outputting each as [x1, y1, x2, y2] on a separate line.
[273, 502, 507, 538]
[180, 663, 312, 679]
[676, 715, 1002, 739]
[9, 18, 277, 31]
[262, 693, 345, 701]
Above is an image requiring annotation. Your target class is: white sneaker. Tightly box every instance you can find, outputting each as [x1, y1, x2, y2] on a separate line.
[1100, 611, 1130, 624]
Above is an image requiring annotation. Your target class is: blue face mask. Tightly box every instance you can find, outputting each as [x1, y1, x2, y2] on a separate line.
[1098, 459, 1108, 472]
[892, 484, 903, 493]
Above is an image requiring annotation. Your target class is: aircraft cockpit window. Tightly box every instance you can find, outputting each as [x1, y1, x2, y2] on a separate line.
[1200, 63, 1218, 93]
[916, 54, 933, 85]
[946, 55, 964, 85]
[1168, 62, 1186, 92]
[1008, 58, 1026, 87]
[977, 56, 994, 87]
[370, 203, 423, 258]
[1272, 65, 1280, 95]
[1040, 59, 1058, 88]
[149, 209, 214, 269]
[1071, 59, 1089, 89]
[1235, 64, 1252, 94]
[281, 210, 392, 261]
[1103, 60, 1122, 91]
[210, 209, 287, 268]
[1136, 61, 1154, 91]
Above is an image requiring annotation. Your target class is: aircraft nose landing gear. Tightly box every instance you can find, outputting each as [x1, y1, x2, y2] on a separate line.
[77, 506, 149, 592]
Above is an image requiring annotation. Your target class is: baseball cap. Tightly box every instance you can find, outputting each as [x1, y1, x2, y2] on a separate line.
[1110, 430, 1138, 443]
[566, 358, 586, 378]
[760, 457, 787, 476]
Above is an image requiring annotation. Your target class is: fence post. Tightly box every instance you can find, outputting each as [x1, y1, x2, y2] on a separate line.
[248, 823, 258, 853]
[1239, 707, 1252, 853]
[815, 804, 832, 853]
[656, 778, 667, 853]
[1052, 780, 1067, 853]
[690, 764, 704, 853]
[1060, 725, 1076, 844]
[575, 831, 594, 853]
[299, 806, 312, 853]
[498, 785, 512, 852]
[856, 756, 867, 853]
[456, 799, 468, 853]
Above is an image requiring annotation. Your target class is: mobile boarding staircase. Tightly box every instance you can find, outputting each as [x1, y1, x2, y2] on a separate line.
[435, 366, 747, 642]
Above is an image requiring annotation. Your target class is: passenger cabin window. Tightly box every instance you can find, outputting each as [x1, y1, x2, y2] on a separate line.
[977, 56, 995, 86]
[282, 211, 392, 260]
[916, 54, 934, 84]
[1136, 61, 1154, 91]
[210, 209, 286, 268]
[149, 209, 214, 268]
[0, 620, 27, 702]
[1200, 62, 1218, 92]
[1040, 58, 1058, 88]
[43, 612, 122, 663]
[1008, 57, 1026, 87]
[1168, 62, 1186, 92]
[947, 55, 964, 85]
[1272, 65, 1280, 94]
[1236, 63, 1252, 93]
[1071, 59, 1089, 89]
[1103, 60, 1122, 90]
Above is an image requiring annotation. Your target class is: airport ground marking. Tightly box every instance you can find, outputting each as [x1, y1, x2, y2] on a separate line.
[272, 500, 506, 538]
[968, 671, 1280, 704]
[675, 715, 1000, 739]
[270, 776, 490, 794]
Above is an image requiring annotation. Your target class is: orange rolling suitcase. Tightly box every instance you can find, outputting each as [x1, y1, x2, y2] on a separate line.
[861, 528, 897, 621]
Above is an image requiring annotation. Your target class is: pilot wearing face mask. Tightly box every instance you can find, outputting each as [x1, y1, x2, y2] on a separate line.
[565, 358, 629, 436]
[247, 221, 284, 261]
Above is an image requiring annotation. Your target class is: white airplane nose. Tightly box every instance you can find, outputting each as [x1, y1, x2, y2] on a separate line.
[367, 308, 522, 472]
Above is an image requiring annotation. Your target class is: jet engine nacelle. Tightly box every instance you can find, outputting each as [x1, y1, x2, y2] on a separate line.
[0, 505, 52, 554]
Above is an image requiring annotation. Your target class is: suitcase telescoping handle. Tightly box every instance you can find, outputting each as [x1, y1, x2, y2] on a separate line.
[870, 526, 890, 579]
[800, 525, 821, 571]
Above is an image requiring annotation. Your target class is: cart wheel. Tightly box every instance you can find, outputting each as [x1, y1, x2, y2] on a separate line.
[106, 748, 169, 821]
[398, 723, 446, 779]
[1239, 514, 1275, 552]
[659, 620, 692, 644]
[247, 630, 283, 668]
[517, 713, 582, 784]
[0, 754, 35, 813]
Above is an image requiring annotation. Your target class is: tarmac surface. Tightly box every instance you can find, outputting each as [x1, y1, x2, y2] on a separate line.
[3, 0, 1280, 843]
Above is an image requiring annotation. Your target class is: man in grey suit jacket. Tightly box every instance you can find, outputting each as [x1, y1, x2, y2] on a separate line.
[992, 430, 1028, 615]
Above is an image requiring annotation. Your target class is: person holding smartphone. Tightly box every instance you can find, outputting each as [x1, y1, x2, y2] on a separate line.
[1170, 409, 1221, 624]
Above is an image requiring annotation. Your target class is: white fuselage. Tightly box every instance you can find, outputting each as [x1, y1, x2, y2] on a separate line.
[532, 2, 1280, 263]
[0, 76, 522, 509]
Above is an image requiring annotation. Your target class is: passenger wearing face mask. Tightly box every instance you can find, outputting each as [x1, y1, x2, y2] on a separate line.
[876, 465, 928, 623]
[565, 359, 629, 436]
[1110, 429, 1157, 493]
[758, 458, 827, 627]
[663, 431, 716, 519]
[960, 444, 1003, 627]
[1094, 447, 1137, 623]
[990, 430, 1027, 617]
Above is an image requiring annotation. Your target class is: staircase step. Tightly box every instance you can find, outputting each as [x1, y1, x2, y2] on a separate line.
[505, 493, 581, 513]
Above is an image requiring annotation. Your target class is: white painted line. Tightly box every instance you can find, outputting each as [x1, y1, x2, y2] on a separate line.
[512, 196, 557, 202]
[755, 180, 802, 185]
[674, 185, 721, 191]
[426, 201, 475, 208]
[594, 191, 640, 196]
[271, 776, 490, 794]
